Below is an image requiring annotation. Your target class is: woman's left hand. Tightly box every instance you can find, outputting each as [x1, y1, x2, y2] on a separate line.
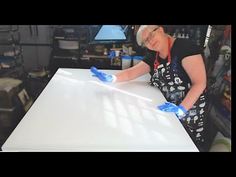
[157, 102, 187, 119]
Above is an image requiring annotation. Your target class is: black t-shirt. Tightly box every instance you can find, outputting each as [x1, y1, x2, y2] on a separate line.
[142, 38, 203, 81]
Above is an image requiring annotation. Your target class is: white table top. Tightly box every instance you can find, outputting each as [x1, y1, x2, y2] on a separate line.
[2, 68, 198, 151]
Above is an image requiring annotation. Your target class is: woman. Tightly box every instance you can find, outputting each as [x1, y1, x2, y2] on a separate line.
[91, 25, 207, 151]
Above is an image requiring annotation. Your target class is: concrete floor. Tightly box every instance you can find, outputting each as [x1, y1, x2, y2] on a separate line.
[0, 111, 23, 151]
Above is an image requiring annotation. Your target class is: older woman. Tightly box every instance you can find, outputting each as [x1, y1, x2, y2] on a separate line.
[91, 25, 207, 151]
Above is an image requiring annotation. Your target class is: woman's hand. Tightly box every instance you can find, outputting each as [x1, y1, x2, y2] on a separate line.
[90, 66, 117, 83]
[157, 102, 187, 119]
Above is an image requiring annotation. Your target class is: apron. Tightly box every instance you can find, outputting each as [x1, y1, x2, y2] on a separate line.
[150, 37, 207, 149]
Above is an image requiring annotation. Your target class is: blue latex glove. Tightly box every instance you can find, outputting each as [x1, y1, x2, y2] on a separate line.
[90, 66, 116, 83]
[157, 102, 187, 119]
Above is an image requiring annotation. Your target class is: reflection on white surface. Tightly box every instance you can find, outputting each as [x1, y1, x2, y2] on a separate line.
[55, 74, 80, 84]
[103, 96, 115, 111]
[135, 124, 149, 142]
[118, 116, 134, 136]
[127, 104, 143, 123]
[141, 109, 156, 121]
[114, 99, 128, 117]
[155, 114, 173, 127]
[104, 110, 117, 128]
[57, 69, 73, 76]
[152, 131, 167, 143]
[90, 81, 153, 102]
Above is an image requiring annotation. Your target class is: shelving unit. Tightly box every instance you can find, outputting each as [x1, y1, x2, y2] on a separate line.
[206, 25, 231, 139]
[208, 80, 231, 138]
[0, 25, 24, 79]
[49, 26, 81, 75]
[0, 26, 36, 149]
[165, 25, 209, 48]
[208, 75, 231, 139]
[49, 25, 123, 71]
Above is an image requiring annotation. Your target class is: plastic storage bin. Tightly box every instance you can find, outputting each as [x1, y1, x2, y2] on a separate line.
[121, 55, 132, 69]
[133, 56, 144, 66]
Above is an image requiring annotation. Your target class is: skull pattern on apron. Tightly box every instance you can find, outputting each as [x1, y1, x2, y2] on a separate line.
[150, 37, 207, 149]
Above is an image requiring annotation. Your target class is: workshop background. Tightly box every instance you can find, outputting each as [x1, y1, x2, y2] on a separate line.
[0, 25, 231, 152]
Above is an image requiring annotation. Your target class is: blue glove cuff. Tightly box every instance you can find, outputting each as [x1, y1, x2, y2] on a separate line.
[178, 105, 187, 114]
[111, 75, 117, 83]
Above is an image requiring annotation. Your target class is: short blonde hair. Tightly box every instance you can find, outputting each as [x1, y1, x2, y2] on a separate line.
[136, 25, 159, 46]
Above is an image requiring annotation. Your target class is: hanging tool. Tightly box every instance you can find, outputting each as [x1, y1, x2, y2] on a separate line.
[36, 25, 38, 36]
[29, 25, 33, 36]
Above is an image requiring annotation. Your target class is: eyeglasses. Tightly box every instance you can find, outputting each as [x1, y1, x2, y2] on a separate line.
[142, 27, 159, 47]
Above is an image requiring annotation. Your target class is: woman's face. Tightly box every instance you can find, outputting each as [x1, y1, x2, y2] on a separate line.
[142, 27, 166, 51]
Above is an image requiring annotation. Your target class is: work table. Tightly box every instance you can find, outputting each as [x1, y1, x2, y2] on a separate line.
[2, 68, 198, 151]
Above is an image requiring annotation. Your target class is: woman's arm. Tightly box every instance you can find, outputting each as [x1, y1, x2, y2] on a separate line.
[180, 54, 207, 110]
[115, 61, 151, 82]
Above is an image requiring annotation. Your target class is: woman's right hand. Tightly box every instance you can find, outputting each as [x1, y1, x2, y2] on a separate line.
[90, 66, 117, 83]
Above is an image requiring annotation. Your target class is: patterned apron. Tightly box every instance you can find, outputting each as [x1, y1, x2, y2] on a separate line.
[150, 37, 207, 149]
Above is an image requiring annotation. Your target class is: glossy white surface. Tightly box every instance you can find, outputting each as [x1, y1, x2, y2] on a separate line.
[2, 68, 198, 151]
